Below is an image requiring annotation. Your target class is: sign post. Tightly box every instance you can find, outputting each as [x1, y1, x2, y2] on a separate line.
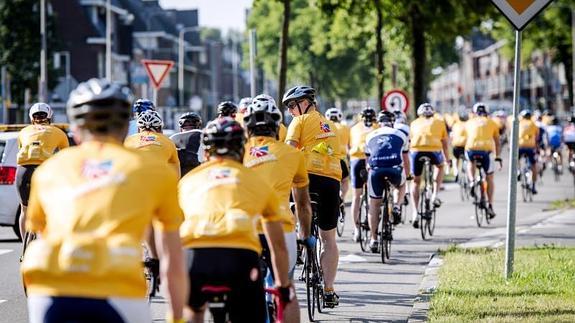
[382, 89, 409, 113]
[141, 59, 174, 107]
[490, 0, 553, 279]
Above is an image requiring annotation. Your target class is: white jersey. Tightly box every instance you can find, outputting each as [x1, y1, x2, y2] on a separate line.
[394, 122, 410, 137]
[564, 124, 575, 143]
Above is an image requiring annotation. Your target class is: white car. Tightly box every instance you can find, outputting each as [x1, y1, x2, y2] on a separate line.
[0, 132, 21, 240]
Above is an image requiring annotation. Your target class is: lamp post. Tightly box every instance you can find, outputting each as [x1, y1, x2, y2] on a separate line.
[105, 0, 112, 81]
[40, 0, 47, 101]
[178, 26, 200, 107]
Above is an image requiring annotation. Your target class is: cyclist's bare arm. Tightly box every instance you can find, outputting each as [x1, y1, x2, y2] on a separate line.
[495, 134, 502, 158]
[263, 221, 290, 287]
[292, 186, 312, 238]
[158, 230, 188, 321]
[402, 152, 410, 176]
[441, 138, 450, 164]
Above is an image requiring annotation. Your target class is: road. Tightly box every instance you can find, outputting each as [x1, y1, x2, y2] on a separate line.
[1, 151, 574, 323]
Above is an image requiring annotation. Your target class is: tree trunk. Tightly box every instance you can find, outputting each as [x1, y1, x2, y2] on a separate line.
[278, 0, 290, 117]
[375, 0, 385, 110]
[409, 4, 427, 111]
[563, 55, 574, 109]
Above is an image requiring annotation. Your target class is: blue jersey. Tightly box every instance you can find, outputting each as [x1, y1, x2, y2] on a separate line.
[365, 126, 409, 168]
[546, 125, 562, 148]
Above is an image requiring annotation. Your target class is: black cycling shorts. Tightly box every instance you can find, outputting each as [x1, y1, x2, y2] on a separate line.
[567, 142, 575, 151]
[309, 174, 341, 231]
[340, 159, 350, 180]
[186, 248, 266, 322]
[452, 146, 465, 160]
[16, 165, 38, 206]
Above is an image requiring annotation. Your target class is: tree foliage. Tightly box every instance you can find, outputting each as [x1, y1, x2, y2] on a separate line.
[0, 0, 58, 105]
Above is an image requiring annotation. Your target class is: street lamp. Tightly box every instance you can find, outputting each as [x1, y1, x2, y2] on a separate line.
[178, 26, 201, 107]
[105, 0, 112, 81]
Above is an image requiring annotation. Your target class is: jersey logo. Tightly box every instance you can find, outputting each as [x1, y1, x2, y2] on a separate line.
[81, 159, 113, 179]
[377, 136, 393, 149]
[320, 122, 331, 133]
[140, 135, 157, 142]
[208, 168, 232, 180]
[250, 145, 269, 157]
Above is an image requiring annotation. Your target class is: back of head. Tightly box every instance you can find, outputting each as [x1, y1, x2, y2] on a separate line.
[377, 111, 395, 127]
[179, 112, 202, 130]
[203, 117, 245, 160]
[132, 99, 155, 117]
[392, 110, 407, 124]
[417, 103, 435, 118]
[137, 110, 164, 132]
[361, 107, 376, 126]
[244, 94, 282, 137]
[29, 102, 53, 123]
[325, 108, 342, 123]
[458, 110, 469, 122]
[551, 116, 560, 126]
[282, 85, 316, 106]
[472, 102, 489, 116]
[67, 78, 132, 135]
[217, 101, 238, 117]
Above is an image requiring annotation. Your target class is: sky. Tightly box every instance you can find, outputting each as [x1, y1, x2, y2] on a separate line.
[159, 0, 253, 32]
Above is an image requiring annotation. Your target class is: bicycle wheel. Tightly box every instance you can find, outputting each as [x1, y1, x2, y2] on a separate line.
[380, 190, 389, 263]
[521, 169, 528, 202]
[427, 208, 436, 237]
[336, 203, 345, 237]
[305, 248, 316, 322]
[473, 182, 483, 227]
[359, 193, 370, 252]
[419, 189, 427, 240]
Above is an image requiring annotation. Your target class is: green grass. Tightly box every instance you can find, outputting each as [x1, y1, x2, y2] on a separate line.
[430, 246, 575, 323]
[550, 198, 575, 210]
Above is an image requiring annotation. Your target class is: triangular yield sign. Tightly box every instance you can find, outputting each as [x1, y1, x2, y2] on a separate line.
[491, 0, 554, 30]
[141, 59, 174, 89]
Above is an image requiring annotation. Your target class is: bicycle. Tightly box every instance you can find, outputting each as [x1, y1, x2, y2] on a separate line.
[418, 157, 436, 240]
[201, 285, 232, 323]
[377, 177, 394, 263]
[336, 197, 345, 237]
[143, 256, 160, 303]
[457, 157, 470, 201]
[20, 231, 37, 296]
[519, 154, 533, 203]
[551, 150, 562, 182]
[469, 157, 490, 227]
[299, 193, 324, 322]
[357, 170, 370, 252]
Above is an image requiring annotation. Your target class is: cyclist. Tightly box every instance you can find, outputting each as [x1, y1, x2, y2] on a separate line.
[563, 116, 575, 170]
[283, 85, 342, 308]
[365, 111, 409, 252]
[326, 107, 351, 211]
[518, 109, 540, 194]
[451, 110, 468, 181]
[349, 107, 378, 242]
[235, 96, 252, 125]
[545, 116, 563, 171]
[217, 101, 238, 119]
[179, 118, 293, 322]
[128, 98, 155, 135]
[244, 94, 314, 322]
[170, 112, 203, 176]
[492, 110, 508, 146]
[464, 103, 502, 218]
[392, 110, 409, 137]
[16, 102, 69, 240]
[409, 103, 450, 228]
[21, 78, 186, 323]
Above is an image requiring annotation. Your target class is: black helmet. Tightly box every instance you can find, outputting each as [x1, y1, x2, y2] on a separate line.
[377, 111, 395, 126]
[361, 107, 377, 124]
[473, 102, 489, 116]
[179, 112, 202, 129]
[202, 117, 245, 159]
[67, 78, 132, 132]
[217, 101, 238, 117]
[550, 116, 560, 125]
[520, 109, 532, 119]
[282, 85, 316, 106]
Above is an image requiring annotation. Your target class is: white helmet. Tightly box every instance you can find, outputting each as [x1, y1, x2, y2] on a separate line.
[238, 97, 252, 114]
[29, 102, 53, 120]
[137, 110, 163, 130]
[417, 103, 435, 117]
[325, 108, 342, 122]
[472, 102, 489, 116]
[392, 110, 407, 124]
[244, 94, 282, 129]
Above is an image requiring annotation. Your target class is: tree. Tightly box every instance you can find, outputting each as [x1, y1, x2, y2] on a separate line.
[0, 0, 58, 105]
[278, 0, 290, 111]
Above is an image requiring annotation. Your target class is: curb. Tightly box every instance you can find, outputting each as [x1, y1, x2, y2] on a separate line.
[407, 253, 443, 323]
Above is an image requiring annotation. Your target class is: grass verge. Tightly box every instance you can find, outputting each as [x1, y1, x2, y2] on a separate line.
[550, 198, 575, 210]
[430, 246, 575, 322]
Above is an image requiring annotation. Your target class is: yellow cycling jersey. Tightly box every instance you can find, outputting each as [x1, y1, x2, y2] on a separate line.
[349, 122, 378, 160]
[179, 158, 283, 253]
[244, 136, 309, 233]
[17, 125, 69, 165]
[22, 140, 183, 299]
[450, 120, 467, 147]
[285, 110, 342, 181]
[124, 130, 180, 174]
[235, 112, 245, 126]
[278, 123, 287, 142]
[542, 115, 554, 126]
[519, 119, 539, 148]
[334, 122, 350, 156]
[464, 116, 500, 152]
[492, 117, 505, 131]
[410, 117, 448, 152]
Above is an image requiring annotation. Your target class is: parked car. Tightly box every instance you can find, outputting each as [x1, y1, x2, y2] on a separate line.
[0, 132, 21, 240]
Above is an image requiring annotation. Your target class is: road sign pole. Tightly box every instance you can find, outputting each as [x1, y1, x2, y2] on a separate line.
[153, 88, 158, 108]
[249, 29, 257, 98]
[505, 29, 522, 280]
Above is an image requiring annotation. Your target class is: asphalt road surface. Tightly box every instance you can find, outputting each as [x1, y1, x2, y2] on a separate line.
[1, 150, 574, 322]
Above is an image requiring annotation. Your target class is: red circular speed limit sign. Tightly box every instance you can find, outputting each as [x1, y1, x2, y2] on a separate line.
[382, 89, 409, 113]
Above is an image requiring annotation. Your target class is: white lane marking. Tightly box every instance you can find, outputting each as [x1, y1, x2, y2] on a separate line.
[0, 249, 13, 256]
[0, 300, 6, 305]
[339, 254, 368, 263]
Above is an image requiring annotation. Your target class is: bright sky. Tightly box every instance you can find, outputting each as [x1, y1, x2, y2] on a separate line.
[159, 0, 253, 32]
